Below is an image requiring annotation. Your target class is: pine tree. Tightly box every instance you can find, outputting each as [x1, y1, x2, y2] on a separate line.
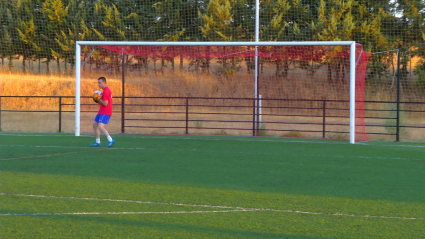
[311, 0, 389, 83]
[1, 1, 22, 71]
[0, 1, 14, 69]
[200, 0, 242, 41]
[15, 1, 42, 73]
[41, 0, 69, 74]
[392, 0, 425, 88]
[53, 0, 93, 73]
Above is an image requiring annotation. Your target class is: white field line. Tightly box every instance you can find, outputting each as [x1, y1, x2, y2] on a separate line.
[356, 142, 425, 148]
[0, 134, 91, 137]
[1, 209, 257, 216]
[119, 136, 425, 149]
[118, 136, 425, 149]
[1, 144, 424, 161]
[1, 193, 424, 220]
[0, 133, 346, 144]
[0, 193, 243, 209]
[2, 133, 425, 148]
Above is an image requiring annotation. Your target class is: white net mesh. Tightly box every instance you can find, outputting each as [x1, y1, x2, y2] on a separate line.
[76, 44, 368, 141]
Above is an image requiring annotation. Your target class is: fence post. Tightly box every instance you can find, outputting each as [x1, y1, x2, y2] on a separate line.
[257, 95, 262, 136]
[252, 99, 256, 136]
[322, 99, 326, 139]
[121, 53, 126, 134]
[396, 48, 401, 142]
[0, 96, 1, 132]
[121, 97, 125, 134]
[185, 97, 189, 135]
[0, 96, 2, 132]
[59, 97, 62, 132]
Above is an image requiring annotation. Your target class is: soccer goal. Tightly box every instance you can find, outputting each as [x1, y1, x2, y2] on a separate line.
[75, 41, 371, 144]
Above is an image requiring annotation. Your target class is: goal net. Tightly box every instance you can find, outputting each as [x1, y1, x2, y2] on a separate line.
[75, 42, 371, 143]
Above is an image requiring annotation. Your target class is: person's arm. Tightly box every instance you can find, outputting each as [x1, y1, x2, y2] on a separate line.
[98, 89, 110, 106]
[98, 98, 108, 107]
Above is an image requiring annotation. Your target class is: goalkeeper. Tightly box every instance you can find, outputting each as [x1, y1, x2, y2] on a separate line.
[90, 76, 115, 148]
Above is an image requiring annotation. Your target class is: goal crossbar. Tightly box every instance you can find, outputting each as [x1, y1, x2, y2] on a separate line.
[76, 41, 355, 46]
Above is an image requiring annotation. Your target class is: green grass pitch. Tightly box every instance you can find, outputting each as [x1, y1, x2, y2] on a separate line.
[1, 133, 424, 238]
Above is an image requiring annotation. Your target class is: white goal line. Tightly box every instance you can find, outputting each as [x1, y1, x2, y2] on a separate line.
[2, 144, 424, 161]
[1, 193, 423, 220]
[3, 133, 425, 148]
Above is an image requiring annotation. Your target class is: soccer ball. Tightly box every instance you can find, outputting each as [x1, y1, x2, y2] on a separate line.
[93, 90, 102, 102]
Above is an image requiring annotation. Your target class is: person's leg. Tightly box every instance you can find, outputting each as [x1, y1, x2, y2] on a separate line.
[98, 122, 115, 147]
[90, 121, 102, 146]
[93, 121, 100, 140]
[97, 122, 110, 138]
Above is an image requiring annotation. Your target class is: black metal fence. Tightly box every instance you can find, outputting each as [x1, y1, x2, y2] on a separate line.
[1, 95, 424, 141]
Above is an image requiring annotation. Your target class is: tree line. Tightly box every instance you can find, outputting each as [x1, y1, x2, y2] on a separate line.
[1, 0, 424, 80]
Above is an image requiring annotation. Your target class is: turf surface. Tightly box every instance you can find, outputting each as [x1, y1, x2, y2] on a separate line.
[1, 133, 424, 238]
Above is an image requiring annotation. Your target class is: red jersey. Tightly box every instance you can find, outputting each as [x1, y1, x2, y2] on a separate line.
[98, 86, 112, 115]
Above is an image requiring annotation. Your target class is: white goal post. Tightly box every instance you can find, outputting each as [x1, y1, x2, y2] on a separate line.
[75, 41, 357, 144]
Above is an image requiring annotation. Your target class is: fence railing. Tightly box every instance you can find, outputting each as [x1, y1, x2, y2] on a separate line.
[1, 95, 424, 141]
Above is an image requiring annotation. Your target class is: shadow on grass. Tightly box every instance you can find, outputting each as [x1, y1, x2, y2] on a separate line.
[3, 212, 339, 239]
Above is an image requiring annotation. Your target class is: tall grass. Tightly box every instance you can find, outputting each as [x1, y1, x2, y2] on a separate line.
[0, 71, 413, 112]
[2, 72, 425, 141]
[1, 73, 124, 110]
[1, 72, 121, 96]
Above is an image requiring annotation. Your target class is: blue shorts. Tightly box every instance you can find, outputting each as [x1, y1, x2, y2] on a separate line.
[94, 114, 111, 124]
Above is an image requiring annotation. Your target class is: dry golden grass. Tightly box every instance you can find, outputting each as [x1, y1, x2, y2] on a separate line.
[1, 72, 122, 96]
[1, 71, 425, 141]
[0, 70, 256, 110]
[1, 72, 134, 110]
